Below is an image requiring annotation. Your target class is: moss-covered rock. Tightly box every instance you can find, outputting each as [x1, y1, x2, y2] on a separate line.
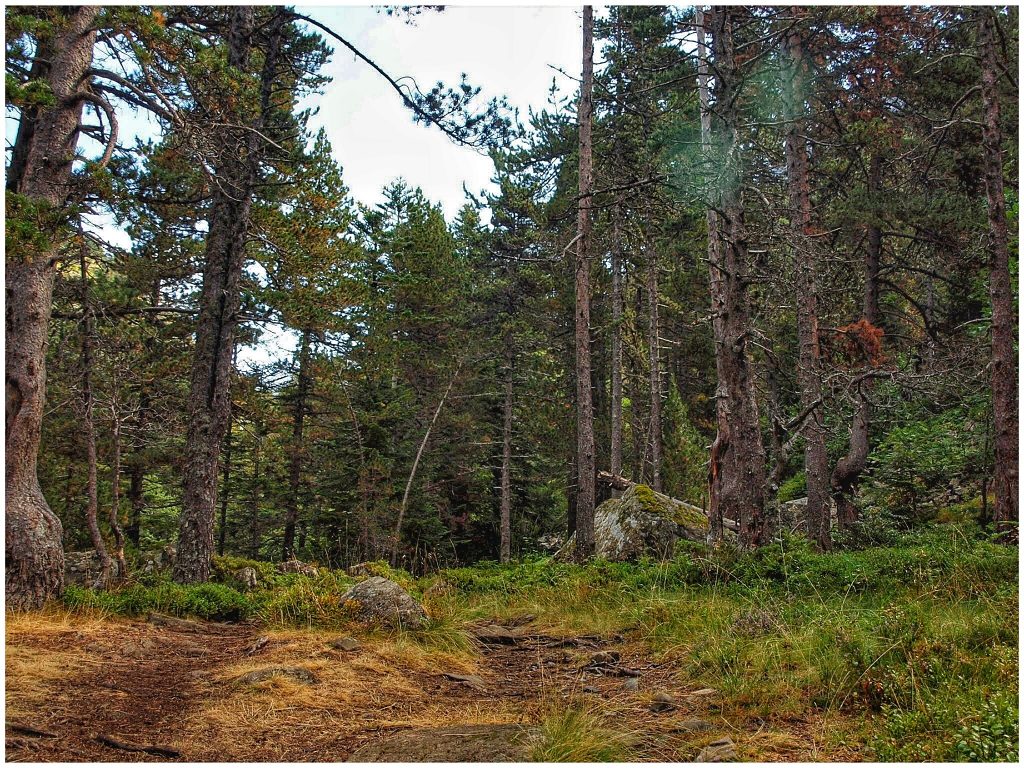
[592, 485, 709, 561]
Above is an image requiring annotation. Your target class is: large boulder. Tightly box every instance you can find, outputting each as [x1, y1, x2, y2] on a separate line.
[277, 559, 319, 577]
[64, 551, 102, 587]
[768, 497, 838, 538]
[585, 484, 709, 561]
[340, 576, 427, 629]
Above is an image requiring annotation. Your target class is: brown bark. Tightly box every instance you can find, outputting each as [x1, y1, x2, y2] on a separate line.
[283, 329, 312, 560]
[499, 330, 514, 563]
[610, 202, 625, 493]
[127, 460, 144, 548]
[6, 7, 100, 608]
[175, 8, 284, 582]
[217, 402, 233, 557]
[697, 9, 726, 542]
[645, 245, 663, 493]
[706, 7, 768, 549]
[108, 401, 127, 580]
[979, 9, 1019, 531]
[573, 5, 597, 560]
[783, 11, 831, 550]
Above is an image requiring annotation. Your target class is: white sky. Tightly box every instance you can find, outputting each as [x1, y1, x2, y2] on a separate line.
[299, 5, 583, 218]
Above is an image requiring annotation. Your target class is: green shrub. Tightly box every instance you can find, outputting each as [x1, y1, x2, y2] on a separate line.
[948, 694, 1019, 762]
[211, 555, 282, 588]
[64, 581, 254, 621]
[777, 472, 806, 503]
[256, 570, 357, 627]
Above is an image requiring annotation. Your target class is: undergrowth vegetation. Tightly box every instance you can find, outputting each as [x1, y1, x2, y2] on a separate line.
[57, 523, 1018, 761]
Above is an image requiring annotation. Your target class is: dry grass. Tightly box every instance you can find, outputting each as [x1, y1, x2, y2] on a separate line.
[5, 607, 118, 719]
[179, 626, 496, 760]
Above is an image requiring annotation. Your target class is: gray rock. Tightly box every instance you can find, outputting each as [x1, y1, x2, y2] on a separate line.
[577, 485, 709, 562]
[347, 724, 537, 762]
[695, 737, 737, 762]
[689, 687, 720, 699]
[235, 567, 258, 590]
[64, 551, 102, 586]
[277, 559, 319, 577]
[340, 576, 427, 629]
[470, 624, 529, 645]
[346, 561, 376, 577]
[650, 691, 676, 712]
[236, 666, 318, 685]
[441, 672, 487, 691]
[676, 719, 715, 733]
[769, 497, 838, 538]
[329, 636, 361, 652]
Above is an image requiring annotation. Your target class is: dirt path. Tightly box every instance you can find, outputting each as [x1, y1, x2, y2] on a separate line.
[6, 616, 256, 762]
[6, 614, 790, 762]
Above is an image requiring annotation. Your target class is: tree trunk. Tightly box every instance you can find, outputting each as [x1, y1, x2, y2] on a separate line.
[108, 401, 127, 579]
[573, 5, 597, 560]
[283, 329, 312, 560]
[499, 330, 514, 563]
[783, 11, 831, 550]
[391, 360, 463, 566]
[175, 8, 284, 583]
[249, 430, 262, 560]
[706, 7, 768, 549]
[831, 154, 883, 529]
[79, 246, 112, 588]
[645, 245, 663, 493]
[696, 10, 726, 542]
[979, 9, 1019, 533]
[127, 461, 144, 548]
[610, 202, 625, 495]
[6, 7, 99, 609]
[217, 398, 234, 557]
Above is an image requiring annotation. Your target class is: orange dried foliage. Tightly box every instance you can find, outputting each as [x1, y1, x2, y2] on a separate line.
[827, 319, 886, 369]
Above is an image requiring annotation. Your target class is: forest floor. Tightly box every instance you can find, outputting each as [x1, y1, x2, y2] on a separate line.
[6, 608, 849, 762]
[5, 528, 1019, 762]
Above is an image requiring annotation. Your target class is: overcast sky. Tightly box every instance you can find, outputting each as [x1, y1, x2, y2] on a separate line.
[298, 5, 583, 218]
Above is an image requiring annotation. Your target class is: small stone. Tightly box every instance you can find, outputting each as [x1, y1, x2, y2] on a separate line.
[237, 666, 318, 685]
[623, 677, 639, 692]
[649, 691, 676, 712]
[471, 624, 528, 645]
[346, 562, 375, 577]
[676, 719, 715, 733]
[329, 636, 361, 652]
[695, 737, 737, 762]
[690, 687, 719, 698]
[441, 673, 487, 691]
[235, 566, 258, 589]
[277, 559, 319, 577]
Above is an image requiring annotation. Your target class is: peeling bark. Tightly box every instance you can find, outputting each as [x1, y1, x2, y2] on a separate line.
[6, 7, 100, 609]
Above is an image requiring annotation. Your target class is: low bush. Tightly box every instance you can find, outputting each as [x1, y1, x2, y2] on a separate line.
[64, 581, 254, 621]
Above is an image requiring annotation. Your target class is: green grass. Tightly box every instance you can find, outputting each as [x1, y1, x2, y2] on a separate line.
[443, 526, 1018, 762]
[531, 703, 635, 761]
